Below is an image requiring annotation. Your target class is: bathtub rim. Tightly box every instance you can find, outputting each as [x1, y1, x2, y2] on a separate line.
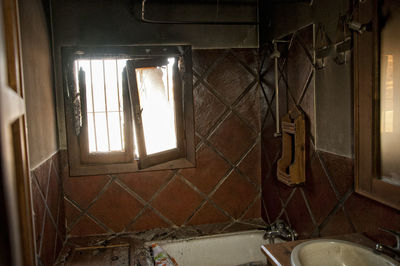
[145, 229, 267, 247]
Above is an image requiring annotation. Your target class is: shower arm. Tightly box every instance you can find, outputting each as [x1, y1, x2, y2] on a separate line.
[271, 41, 281, 137]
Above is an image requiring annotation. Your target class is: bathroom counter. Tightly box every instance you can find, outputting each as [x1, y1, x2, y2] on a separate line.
[261, 233, 377, 266]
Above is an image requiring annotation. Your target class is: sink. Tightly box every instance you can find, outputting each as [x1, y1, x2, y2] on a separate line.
[291, 239, 400, 266]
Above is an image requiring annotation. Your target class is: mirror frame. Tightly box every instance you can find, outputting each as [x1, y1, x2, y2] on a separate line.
[354, 0, 400, 210]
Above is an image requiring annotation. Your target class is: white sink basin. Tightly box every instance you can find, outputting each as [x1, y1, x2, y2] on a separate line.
[291, 239, 400, 266]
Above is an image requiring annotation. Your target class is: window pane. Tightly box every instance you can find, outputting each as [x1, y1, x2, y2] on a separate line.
[108, 112, 123, 151]
[380, 0, 400, 186]
[104, 60, 119, 112]
[135, 59, 177, 155]
[87, 113, 96, 152]
[91, 60, 106, 112]
[94, 112, 109, 152]
[78, 60, 93, 113]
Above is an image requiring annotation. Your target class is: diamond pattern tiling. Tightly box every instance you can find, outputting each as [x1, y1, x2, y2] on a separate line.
[33, 159, 51, 198]
[303, 156, 338, 225]
[205, 53, 255, 105]
[117, 170, 173, 201]
[151, 176, 204, 226]
[40, 211, 57, 266]
[208, 112, 257, 164]
[31, 152, 66, 265]
[57, 196, 66, 240]
[261, 24, 400, 238]
[65, 199, 82, 230]
[238, 142, 261, 185]
[318, 151, 354, 196]
[231, 49, 258, 74]
[180, 144, 231, 194]
[212, 170, 257, 219]
[193, 82, 227, 136]
[234, 84, 261, 131]
[242, 197, 262, 219]
[192, 50, 225, 77]
[284, 189, 316, 238]
[187, 201, 230, 226]
[88, 181, 144, 232]
[63, 174, 111, 209]
[31, 178, 46, 251]
[262, 176, 282, 222]
[296, 26, 314, 56]
[61, 48, 262, 237]
[70, 214, 107, 236]
[299, 75, 315, 137]
[320, 207, 355, 237]
[47, 164, 60, 219]
[287, 38, 312, 102]
[126, 208, 169, 232]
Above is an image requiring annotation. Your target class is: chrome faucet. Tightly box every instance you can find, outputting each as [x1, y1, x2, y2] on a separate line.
[375, 228, 400, 260]
[264, 220, 298, 243]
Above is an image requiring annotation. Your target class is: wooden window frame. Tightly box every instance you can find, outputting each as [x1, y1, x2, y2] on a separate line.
[126, 58, 186, 169]
[62, 45, 195, 176]
[354, 0, 400, 210]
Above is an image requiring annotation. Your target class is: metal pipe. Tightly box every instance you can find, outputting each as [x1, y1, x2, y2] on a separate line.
[140, 0, 259, 25]
[271, 41, 281, 137]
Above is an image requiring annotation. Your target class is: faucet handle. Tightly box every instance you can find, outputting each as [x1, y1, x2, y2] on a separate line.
[379, 228, 400, 249]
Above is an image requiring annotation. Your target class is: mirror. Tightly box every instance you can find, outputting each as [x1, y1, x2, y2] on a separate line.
[354, 0, 400, 210]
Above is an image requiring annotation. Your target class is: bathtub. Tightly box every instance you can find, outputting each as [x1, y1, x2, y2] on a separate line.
[148, 230, 283, 266]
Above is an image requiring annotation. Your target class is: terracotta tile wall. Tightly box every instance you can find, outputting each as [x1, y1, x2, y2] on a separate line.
[261, 25, 400, 241]
[31, 152, 66, 265]
[62, 49, 262, 237]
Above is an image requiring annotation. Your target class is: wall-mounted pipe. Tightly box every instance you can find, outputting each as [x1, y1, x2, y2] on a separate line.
[140, 0, 259, 25]
[271, 41, 281, 137]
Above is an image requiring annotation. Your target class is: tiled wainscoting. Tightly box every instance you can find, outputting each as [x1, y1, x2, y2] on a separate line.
[260, 25, 400, 241]
[31, 152, 66, 265]
[62, 49, 263, 237]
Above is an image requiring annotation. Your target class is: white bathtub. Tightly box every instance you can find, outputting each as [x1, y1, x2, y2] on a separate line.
[148, 230, 283, 266]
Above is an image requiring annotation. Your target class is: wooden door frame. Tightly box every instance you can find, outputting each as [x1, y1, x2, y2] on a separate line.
[1, 0, 36, 265]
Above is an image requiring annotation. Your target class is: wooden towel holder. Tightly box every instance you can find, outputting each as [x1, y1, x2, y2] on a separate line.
[277, 107, 306, 186]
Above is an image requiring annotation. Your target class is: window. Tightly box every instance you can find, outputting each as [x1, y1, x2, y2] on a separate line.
[62, 46, 195, 176]
[354, 0, 400, 210]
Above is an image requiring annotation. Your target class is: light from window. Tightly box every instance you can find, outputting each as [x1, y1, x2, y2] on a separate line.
[75, 58, 177, 156]
[75, 59, 126, 153]
[135, 58, 177, 155]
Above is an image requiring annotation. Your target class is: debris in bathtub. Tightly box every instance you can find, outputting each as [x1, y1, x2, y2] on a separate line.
[151, 243, 178, 266]
[133, 246, 154, 266]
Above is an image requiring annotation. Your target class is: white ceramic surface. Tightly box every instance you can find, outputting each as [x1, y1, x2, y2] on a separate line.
[291, 239, 400, 266]
[147, 230, 283, 266]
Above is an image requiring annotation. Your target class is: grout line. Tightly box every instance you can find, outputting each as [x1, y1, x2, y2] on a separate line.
[296, 67, 314, 106]
[64, 195, 112, 235]
[342, 205, 357, 232]
[299, 188, 317, 226]
[200, 78, 259, 136]
[118, 170, 179, 231]
[178, 172, 235, 225]
[316, 188, 353, 234]
[237, 192, 262, 221]
[316, 150, 342, 199]
[67, 176, 115, 234]
[229, 49, 258, 79]
[276, 188, 297, 221]
[192, 50, 230, 89]
[178, 174, 233, 226]
[118, 171, 178, 231]
[31, 171, 50, 258]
